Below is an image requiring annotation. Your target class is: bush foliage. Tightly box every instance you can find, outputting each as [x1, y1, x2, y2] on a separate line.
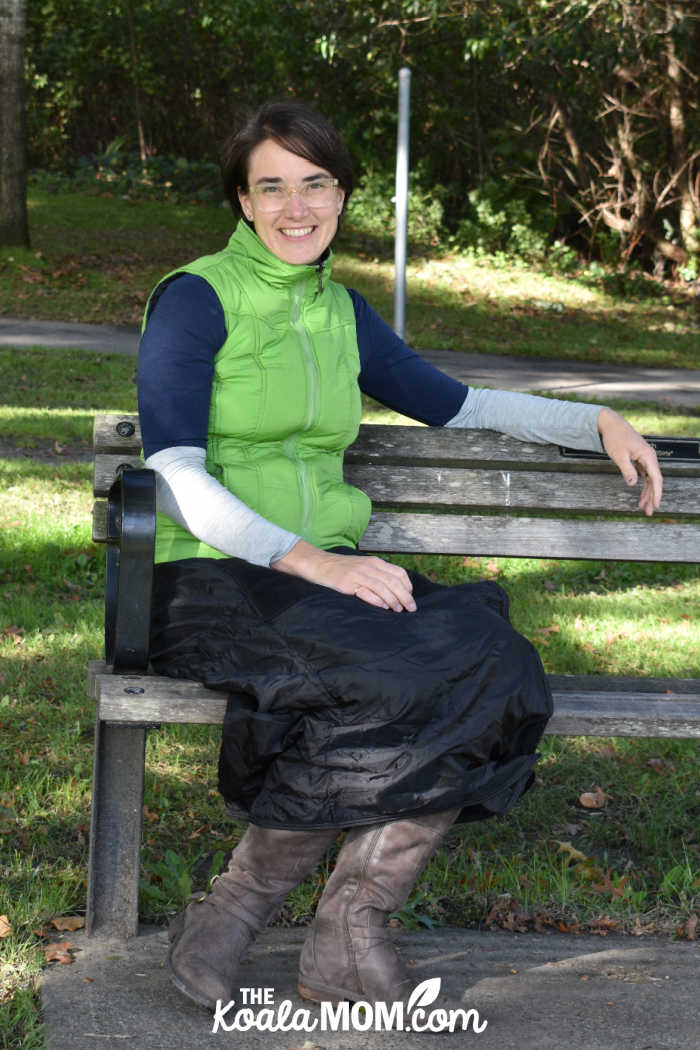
[24, 0, 700, 273]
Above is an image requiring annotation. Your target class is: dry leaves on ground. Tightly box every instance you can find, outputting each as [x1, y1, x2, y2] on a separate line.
[579, 785, 609, 809]
[679, 914, 697, 941]
[43, 941, 74, 964]
[0, 915, 11, 938]
[51, 916, 85, 932]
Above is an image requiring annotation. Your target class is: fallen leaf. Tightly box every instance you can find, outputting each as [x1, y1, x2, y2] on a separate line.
[645, 758, 667, 774]
[51, 916, 85, 932]
[535, 624, 560, 636]
[682, 914, 697, 941]
[579, 785, 609, 809]
[555, 841, 589, 864]
[485, 893, 529, 933]
[591, 874, 629, 899]
[43, 940, 74, 964]
[0, 915, 11, 938]
[589, 915, 621, 931]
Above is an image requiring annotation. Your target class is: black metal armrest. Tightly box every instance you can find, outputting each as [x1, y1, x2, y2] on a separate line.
[105, 467, 156, 671]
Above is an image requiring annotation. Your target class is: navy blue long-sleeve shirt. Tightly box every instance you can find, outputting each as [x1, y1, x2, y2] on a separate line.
[138, 273, 468, 458]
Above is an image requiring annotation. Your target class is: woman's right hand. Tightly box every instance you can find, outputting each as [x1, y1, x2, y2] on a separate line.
[271, 540, 416, 612]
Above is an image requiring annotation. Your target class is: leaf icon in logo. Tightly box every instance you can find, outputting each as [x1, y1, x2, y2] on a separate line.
[406, 977, 441, 1014]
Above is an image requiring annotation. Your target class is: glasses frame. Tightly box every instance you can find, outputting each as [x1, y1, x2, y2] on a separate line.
[247, 177, 341, 213]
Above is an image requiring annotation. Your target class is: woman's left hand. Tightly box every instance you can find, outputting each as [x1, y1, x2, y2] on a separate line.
[597, 407, 663, 516]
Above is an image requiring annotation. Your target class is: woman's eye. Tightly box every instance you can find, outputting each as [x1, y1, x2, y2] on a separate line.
[261, 185, 283, 197]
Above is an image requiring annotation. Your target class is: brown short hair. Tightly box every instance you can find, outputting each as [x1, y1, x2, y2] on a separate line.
[220, 99, 354, 218]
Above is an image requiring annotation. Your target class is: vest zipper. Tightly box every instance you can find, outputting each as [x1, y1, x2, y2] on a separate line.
[290, 278, 320, 540]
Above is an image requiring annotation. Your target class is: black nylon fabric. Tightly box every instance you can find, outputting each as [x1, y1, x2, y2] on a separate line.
[149, 555, 553, 830]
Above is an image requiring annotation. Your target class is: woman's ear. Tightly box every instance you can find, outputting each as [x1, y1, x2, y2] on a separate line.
[237, 187, 253, 222]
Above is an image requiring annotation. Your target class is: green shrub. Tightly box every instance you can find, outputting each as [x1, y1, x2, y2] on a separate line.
[346, 169, 444, 247]
[453, 178, 550, 260]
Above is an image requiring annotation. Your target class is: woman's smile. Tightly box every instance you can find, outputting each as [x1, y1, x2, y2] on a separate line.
[280, 226, 315, 238]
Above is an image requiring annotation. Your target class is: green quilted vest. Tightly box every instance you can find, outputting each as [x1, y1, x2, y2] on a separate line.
[144, 220, 371, 564]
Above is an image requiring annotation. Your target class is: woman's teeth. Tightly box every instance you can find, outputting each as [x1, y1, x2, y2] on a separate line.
[281, 227, 313, 237]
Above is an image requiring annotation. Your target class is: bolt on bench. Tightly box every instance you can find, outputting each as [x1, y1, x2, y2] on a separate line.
[87, 412, 700, 939]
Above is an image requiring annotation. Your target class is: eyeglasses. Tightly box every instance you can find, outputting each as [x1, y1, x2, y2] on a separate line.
[247, 176, 340, 213]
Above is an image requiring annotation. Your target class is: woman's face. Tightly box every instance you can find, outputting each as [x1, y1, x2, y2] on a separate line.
[237, 139, 345, 266]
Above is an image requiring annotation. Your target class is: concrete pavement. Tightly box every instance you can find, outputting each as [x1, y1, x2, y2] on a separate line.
[2, 315, 699, 408]
[40, 925, 699, 1049]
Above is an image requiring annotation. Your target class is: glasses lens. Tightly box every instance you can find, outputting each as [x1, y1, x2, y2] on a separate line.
[302, 178, 338, 208]
[254, 185, 286, 212]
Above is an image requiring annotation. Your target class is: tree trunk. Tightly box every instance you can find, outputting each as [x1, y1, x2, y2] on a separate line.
[665, 1, 697, 260]
[0, 0, 30, 248]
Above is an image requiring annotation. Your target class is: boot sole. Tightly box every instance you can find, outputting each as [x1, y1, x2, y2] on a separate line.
[167, 914, 218, 1012]
[298, 980, 356, 1006]
[167, 955, 218, 1012]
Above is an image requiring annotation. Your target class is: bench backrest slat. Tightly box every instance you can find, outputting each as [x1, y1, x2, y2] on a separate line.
[92, 414, 700, 563]
[360, 512, 700, 562]
[346, 465, 698, 515]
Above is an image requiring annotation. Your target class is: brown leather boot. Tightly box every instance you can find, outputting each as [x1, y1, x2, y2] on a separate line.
[297, 808, 461, 1025]
[168, 824, 338, 1010]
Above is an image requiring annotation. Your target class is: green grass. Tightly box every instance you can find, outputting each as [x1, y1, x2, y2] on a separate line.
[1, 189, 698, 368]
[0, 348, 137, 448]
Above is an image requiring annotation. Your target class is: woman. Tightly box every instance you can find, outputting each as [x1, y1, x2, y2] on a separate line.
[137, 99, 662, 1016]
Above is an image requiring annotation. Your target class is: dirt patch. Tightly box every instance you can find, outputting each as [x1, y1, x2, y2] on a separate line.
[0, 439, 92, 462]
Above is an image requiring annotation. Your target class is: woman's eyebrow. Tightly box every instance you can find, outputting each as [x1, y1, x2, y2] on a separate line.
[252, 173, 327, 185]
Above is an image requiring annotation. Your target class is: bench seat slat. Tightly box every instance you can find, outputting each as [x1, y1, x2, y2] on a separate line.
[90, 667, 700, 738]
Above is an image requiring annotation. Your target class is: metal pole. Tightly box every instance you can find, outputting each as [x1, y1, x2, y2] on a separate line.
[393, 67, 411, 339]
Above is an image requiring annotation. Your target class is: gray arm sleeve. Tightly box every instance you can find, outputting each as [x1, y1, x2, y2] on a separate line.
[445, 388, 604, 451]
[145, 446, 300, 567]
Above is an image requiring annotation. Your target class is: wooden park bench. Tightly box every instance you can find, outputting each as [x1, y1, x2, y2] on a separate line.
[87, 412, 700, 940]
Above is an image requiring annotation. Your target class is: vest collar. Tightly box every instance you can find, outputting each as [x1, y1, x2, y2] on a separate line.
[227, 219, 332, 296]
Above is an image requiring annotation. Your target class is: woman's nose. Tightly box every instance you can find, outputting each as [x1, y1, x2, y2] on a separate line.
[283, 189, 310, 218]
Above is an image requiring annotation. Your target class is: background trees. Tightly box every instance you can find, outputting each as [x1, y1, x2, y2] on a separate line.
[1, 0, 30, 247]
[20, 0, 700, 272]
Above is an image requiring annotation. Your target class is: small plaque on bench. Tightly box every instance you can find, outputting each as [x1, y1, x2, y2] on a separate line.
[559, 436, 700, 461]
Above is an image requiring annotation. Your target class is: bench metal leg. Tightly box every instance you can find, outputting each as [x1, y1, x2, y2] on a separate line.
[87, 719, 147, 939]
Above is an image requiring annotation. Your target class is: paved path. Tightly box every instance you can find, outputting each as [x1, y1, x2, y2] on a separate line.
[2, 316, 699, 408]
[40, 925, 699, 1049]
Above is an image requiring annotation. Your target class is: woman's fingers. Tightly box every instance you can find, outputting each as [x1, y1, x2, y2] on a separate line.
[597, 408, 663, 516]
[349, 558, 416, 612]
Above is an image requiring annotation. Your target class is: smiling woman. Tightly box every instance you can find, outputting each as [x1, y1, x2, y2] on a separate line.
[135, 97, 663, 1023]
